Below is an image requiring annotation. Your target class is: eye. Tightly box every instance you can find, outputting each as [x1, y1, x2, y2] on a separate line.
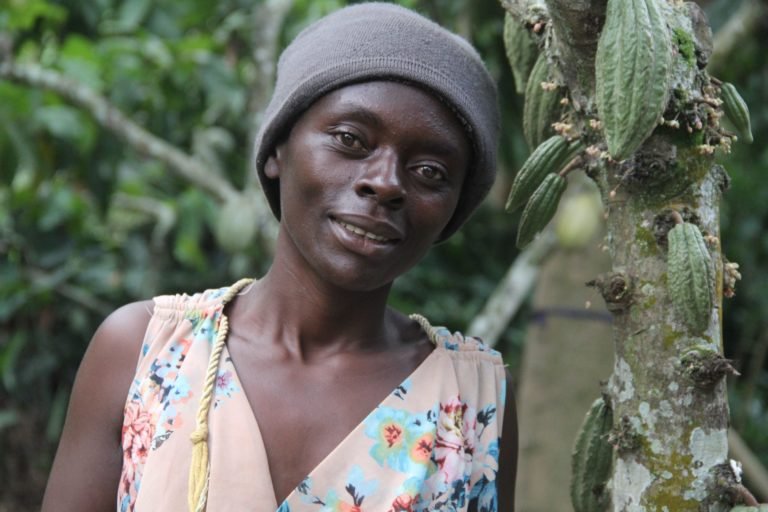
[333, 131, 365, 151]
[414, 165, 446, 182]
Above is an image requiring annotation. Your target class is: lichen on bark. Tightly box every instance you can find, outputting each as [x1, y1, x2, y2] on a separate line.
[500, 0, 734, 509]
[596, 115, 730, 511]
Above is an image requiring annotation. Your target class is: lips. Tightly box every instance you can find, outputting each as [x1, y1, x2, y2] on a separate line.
[335, 220, 393, 242]
[330, 214, 403, 245]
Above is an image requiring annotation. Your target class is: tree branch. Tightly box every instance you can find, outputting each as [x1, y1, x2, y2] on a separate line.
[55, 283, 113, 317]
[729, 429, 768, 502]
[245, 0, 294, 190]
[0, 61, 238, 203]
[26, 268, 113, 317]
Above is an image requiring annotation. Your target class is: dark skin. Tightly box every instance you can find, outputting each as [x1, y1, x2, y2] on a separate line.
[41, 81, 517, 511]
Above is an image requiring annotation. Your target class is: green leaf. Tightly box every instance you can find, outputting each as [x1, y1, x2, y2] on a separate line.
[34, 104, 83, 140]
[0, 82, 33, 117]
[173, 189, 214, 270]
[100, 0, 152, 33]
[1, 0, 66, 31]
[36, 181, 83, 231]
[141, 36, 173, 70]
[0, 331, 26, 391]
[33, 104, 96, 151]
[59, 35, 104, 91]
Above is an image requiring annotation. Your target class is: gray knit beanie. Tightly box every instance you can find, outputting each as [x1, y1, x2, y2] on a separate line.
[254, 2, 500, 241]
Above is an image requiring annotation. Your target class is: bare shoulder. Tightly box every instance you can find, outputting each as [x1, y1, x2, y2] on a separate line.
[41, 300, 154, 512]
[79, 299, 154, 388]
[94, 300, 155, 347]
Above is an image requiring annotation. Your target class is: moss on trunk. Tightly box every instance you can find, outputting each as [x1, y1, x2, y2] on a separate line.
[503, 0, 737, 509]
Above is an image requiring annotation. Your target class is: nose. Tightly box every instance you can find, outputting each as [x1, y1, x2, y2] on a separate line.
[354, 152, 406, 209]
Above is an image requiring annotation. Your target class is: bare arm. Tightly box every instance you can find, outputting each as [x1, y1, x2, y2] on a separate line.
[41, 300, 153, 512]
[497, 369, 518, 512]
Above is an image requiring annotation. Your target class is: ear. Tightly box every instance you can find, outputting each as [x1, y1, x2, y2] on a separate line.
[264, 147, 283, 179]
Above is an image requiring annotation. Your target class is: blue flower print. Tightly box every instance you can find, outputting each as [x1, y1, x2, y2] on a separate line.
[364, 406, 437, 475]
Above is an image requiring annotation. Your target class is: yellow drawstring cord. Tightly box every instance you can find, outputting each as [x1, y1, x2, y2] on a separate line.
[409, 313, 439, 346]
[188, 278, 254, 512]
[187, 290, 428, 511]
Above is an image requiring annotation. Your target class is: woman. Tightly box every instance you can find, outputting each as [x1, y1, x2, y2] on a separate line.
[42, 3, 517, 511]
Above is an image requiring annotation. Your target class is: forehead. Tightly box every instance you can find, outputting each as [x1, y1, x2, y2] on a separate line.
[295, 81, 471, 149]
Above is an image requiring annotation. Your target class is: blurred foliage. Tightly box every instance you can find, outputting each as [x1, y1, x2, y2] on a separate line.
[698, 0, 768, 472]
[714, 0, 768, 461]
[0, 0, 766, 509]
[0, 0, 522, 508]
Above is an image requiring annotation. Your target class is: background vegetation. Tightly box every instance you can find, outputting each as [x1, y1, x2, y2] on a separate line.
[0, 0, 764, 509]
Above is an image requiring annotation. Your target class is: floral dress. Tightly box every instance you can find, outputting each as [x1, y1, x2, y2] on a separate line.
[118, 284, 508, 512]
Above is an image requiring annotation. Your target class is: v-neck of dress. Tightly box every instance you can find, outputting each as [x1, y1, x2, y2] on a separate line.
[220, 325, 443, 510]
[119, 293, 506, 512]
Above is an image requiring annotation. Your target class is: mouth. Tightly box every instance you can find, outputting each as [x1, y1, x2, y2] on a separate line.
[330, 216, 401, 245]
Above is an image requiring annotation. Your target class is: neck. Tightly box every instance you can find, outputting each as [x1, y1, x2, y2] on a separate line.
[230, 241, 399, 359]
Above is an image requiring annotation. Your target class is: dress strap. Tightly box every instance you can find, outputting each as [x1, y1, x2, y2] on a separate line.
[409, 313, 439, 346]
[188, 278, 254, 512]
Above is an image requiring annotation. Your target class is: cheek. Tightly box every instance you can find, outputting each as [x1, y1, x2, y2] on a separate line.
[278, 161, 352, 230]
[286, 150, 358, 196]
[414, 193, 462, 234]
[279, 152, 325, 199]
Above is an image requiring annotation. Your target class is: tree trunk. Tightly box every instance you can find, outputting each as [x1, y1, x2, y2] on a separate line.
[502, 0, 738, 509]
[599, 145, 730, 511]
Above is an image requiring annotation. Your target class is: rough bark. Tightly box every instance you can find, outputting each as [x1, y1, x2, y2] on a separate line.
[541, 0, 606, 109]
[501, 0, 737, 509]
[598, 145, 729, 511]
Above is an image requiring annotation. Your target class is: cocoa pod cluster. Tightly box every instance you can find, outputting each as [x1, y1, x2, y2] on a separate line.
[505, 135, 583, 248]
[523, 54, 566, 150]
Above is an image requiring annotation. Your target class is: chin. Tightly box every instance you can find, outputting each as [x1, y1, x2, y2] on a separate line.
[319, 265, 398, 294]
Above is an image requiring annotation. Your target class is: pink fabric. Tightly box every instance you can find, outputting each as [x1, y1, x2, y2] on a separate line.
[117, 285, 507, 512]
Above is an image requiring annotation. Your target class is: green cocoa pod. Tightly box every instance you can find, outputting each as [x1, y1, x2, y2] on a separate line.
[721, 82, 753, 144]
[506, 135, 583, 212]
[523, 53, 566, 149]
[503, 12, 539, 95]
[596, 0, 673, 160]
[667, 222, 714, 334]
[571, 397, 613, 512]
[516, 172, 567, 248]
[214, 194, 259, 253]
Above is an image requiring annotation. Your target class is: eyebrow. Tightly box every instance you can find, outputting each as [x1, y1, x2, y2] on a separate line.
[330, 104, 468, 159]
[329, 104, 384, 129]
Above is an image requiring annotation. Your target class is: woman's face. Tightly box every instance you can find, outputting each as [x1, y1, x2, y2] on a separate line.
[265, 81, 471, 292]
